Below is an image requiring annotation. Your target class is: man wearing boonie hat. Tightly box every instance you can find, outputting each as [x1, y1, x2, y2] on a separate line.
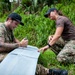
[0, 13, 28, 62]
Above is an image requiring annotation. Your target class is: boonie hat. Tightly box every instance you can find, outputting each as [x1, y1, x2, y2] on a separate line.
[44, 8, 58, 18]
[8, 13, 24, 26]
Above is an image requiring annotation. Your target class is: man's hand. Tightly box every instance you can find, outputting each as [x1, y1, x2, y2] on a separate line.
[19, 38, 28, 47]
[48, 35, 53, 43]
[38, 45, 49, 53]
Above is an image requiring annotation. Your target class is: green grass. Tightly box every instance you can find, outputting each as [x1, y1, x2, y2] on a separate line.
[38, 49, 75, 75]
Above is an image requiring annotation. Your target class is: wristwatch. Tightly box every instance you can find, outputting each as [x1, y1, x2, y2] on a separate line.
[47, 43, 51, 47]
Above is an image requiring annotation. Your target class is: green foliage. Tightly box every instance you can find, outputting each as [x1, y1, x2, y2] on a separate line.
[14, 3, 75, 48]
[61, 0, 75, 5]
[0, 0, 11, 17]
[14, 5, 55, 47]
[14, 6, 23, 13]
[21, 0, 55, 13]
[21, 0, 39, 13]
[38, 50, 56, 67]
[1, 2, 75, 48]
[38, 50, 75, 75]
[56, 3, 75, 25]
[13, 4, 75, 75]
[1, 2, 75, 75]
[21, 0, 32, 7]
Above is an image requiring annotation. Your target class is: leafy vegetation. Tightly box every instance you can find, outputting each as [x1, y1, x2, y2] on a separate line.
[13, 3, 75, 47]
[39, 50, 75, 75]
[0, 1, 75, 75]
[14, 3, 75, 75]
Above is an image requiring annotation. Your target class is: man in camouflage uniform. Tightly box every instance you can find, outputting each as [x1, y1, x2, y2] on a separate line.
[0, 12, 68, 75]
[0, 13, 49, 75]
[0, 13, 28, 62]
[38, 8, 75, 64]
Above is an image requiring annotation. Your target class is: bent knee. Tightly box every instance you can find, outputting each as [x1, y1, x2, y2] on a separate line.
[57, 55, 66, 63]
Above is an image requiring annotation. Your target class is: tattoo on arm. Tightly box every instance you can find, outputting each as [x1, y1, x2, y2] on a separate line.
[0, 43, 19, 52]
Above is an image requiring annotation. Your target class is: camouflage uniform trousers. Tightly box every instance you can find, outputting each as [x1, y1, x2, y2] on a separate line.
[50, 37, 75, 64]
[0, 53, 8, 62]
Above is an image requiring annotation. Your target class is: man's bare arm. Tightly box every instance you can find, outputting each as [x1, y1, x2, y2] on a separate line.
[0, 43, 19, 52]
[14, 38, 20, 43]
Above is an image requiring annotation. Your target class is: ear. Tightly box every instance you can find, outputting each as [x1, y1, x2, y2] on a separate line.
[6, 18, 12, 24]
[6, 17, 12, 21]
[54, 10, 57, 13]
[7, 17, 12, 20]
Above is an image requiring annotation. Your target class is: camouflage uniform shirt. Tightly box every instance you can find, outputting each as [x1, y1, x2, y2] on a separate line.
[0, 23, 15, 62]
[0, 23, 14, 43]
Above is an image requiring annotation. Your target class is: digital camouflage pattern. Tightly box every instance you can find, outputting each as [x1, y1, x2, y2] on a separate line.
[0, 23, 14, 43]
[57, 40, 75, 63]
[0, 23, 14, 62]
[36, 64, 48, 75]
[51, 37, 75, 63]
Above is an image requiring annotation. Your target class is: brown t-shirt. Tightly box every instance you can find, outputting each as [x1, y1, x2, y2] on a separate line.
[56, 16, 75, 41]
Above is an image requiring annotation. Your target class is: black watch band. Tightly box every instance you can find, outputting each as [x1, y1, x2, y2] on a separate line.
[47, 43, 51, 47]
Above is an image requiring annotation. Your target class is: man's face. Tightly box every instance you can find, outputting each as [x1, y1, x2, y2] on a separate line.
[9, 20, 19, 30]
[48, 11, 56, 20]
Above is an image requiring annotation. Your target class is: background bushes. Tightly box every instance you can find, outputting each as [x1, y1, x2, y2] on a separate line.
[0, 2, 75, 75]
[13, 3, 75, 48]
[0, 3, 75, 48]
